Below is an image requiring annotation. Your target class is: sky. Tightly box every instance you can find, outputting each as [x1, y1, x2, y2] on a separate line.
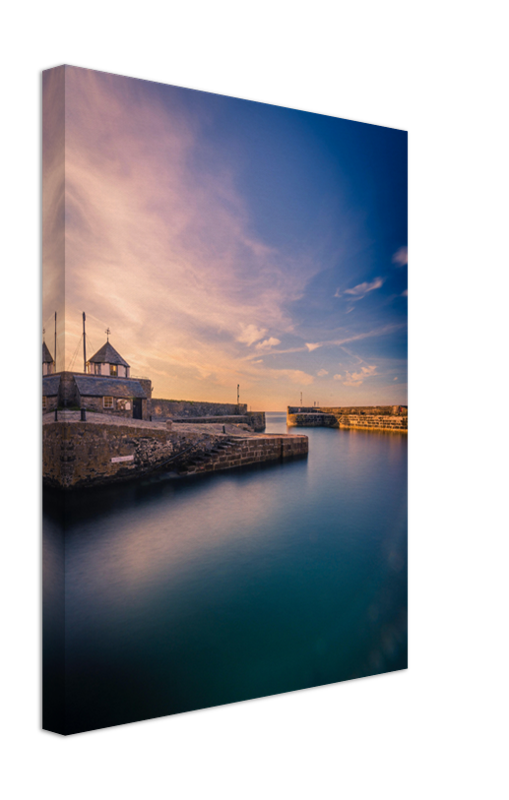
[43, 66, 407, 411]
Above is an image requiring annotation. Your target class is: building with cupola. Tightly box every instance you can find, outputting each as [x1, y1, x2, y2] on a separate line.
[42, 341, 55, 375]
[42, 326, 152, 420]
[86, 340, 131, 377]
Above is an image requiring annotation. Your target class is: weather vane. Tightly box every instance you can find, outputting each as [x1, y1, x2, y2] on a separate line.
[106, 327, 111, 341]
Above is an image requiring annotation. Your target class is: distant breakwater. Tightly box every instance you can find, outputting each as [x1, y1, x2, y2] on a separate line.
[287, 406, 408, 433]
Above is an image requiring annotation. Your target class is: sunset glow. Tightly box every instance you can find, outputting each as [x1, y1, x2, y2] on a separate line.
[43, 66, 407, 410]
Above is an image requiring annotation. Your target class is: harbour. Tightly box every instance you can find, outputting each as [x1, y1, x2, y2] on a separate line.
[41, 68, 409, 737]
[43, 412, 407, 734]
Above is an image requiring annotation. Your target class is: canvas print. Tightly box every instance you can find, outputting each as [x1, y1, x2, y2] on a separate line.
[42, 66, 407, 735]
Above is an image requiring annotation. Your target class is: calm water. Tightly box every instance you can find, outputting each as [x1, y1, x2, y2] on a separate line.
[43, 413, 407, 734]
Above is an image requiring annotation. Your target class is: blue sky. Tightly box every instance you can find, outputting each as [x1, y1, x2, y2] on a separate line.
[44, 67, 407, 409]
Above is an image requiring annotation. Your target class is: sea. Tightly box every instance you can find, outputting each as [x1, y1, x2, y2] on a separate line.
[43, 411, 407, 734]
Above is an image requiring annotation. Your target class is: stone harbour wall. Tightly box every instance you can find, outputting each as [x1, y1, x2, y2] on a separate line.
[287, 412, 339, 428]
[151, 399, 248, 419]
[288, 405, 407, 417]
[337, 414, 408, 432]
[43, 421, 172, 488]
[43, 418, 306, 489]
[170, 412, 266, 431]
[180, 434, 308, 476]
[287, 406, 408, 432]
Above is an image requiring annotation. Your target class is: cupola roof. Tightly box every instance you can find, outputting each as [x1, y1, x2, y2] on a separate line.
[88, 341, 130, 368]
[42, 341, 54, 363]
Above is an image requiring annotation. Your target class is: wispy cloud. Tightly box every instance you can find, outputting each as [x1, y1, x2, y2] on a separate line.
[344, 277, 384, 299]
[392, 246, 408, 266]
[238, 325, 268, 346]
[317, 369, 328, 377]
[255, 337, 281, 351]
[251, 323, 405, 361]
[333, 373, 342, 380]
[342, 364, 377, 387]
[243, 346, 305, 360]
[269, 368, 314, 386]
[330, 323, 405, 347]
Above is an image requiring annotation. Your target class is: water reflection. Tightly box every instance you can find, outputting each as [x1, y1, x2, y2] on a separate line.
[42, 495, 65, 732]
[43, 412, 407, 734]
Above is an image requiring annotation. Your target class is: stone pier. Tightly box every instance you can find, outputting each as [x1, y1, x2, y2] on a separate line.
[287, 406, 408, 432]
[43, 411, 307, 489]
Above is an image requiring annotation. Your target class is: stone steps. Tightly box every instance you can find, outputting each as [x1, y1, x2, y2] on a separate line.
[176, 434, 308, 477]
[177, 438, 242, 475]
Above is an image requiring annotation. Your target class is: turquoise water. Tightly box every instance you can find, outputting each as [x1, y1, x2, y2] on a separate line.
[43, 412, 407, 734]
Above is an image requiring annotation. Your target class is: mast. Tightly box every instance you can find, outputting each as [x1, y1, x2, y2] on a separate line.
[83, 312, 87, 373]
